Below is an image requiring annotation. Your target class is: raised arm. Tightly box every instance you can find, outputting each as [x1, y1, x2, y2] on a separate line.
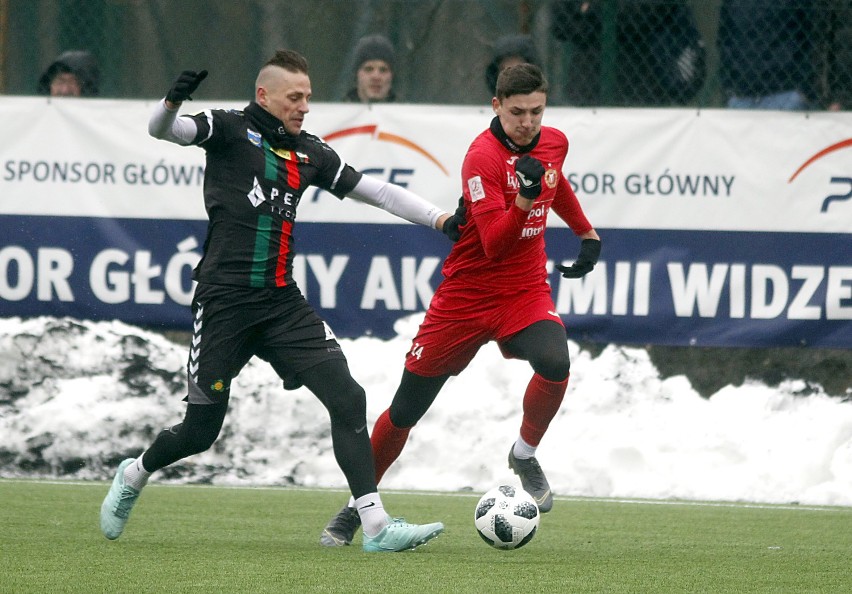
[148, 70, 208, 145]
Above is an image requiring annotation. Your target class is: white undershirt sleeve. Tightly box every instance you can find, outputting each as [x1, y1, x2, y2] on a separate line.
[148, 99, 198, 145]
[347, 174, 446, 229]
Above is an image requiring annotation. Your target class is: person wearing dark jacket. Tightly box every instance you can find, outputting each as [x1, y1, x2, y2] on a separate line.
[37, 50, 100, 97]
[485, 34, 542, 96]
[550, 0, 706, 106]
[718, 0, 816, 110]
[344, 34, 397, 103]
[821, 0, 852, 111]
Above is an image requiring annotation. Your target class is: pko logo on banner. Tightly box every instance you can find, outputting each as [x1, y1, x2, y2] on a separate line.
[307, 124, 450, 204]
[788, 137, 852, 213]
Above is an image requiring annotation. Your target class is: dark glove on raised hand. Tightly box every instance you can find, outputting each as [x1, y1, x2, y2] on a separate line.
[515, 154, 545, 200]
[166, 70, 209, 104]
[442, 195, 467, 242]
[555, 238, 601, 278]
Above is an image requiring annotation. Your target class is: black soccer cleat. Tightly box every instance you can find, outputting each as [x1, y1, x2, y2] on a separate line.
[508, 447, 553, 513]
[320, 505, 362, 546]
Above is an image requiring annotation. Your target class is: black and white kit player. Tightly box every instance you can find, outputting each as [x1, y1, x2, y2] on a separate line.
[98, 50, 465, 552]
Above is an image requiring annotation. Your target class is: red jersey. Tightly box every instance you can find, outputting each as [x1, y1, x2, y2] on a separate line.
[442, 124, 593, 293]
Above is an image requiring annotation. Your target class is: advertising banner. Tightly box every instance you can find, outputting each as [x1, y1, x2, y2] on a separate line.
[1, 98, 850, 347]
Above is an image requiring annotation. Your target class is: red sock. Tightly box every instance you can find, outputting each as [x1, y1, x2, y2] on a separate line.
[370, 409, 411, 484]
[520, 374, 569, 446]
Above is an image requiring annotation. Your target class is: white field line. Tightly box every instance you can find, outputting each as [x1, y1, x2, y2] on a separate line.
[1, 477, 849, 513]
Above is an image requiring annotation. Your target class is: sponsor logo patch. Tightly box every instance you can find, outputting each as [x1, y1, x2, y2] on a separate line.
[468, 175, 486, 202]
[247, 176, 265, 207]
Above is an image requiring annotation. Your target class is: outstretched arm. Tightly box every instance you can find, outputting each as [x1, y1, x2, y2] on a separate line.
[347, 174, 453, 232]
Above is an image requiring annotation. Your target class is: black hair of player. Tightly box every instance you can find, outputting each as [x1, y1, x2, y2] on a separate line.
[495, 63, 548, 101]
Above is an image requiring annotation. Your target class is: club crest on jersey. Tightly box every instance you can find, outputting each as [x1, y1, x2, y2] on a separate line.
[468, 175, 486, 202]
[247, 129, 262, 148]
[545, 168, 559, 189]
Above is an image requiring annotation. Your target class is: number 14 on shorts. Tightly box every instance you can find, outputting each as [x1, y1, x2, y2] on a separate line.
[409, 342, 424, 360]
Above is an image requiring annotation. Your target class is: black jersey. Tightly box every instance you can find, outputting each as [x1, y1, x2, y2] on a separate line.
[185, 106, 361, 288]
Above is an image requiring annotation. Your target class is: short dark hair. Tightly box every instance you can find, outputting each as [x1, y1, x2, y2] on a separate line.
[264, 49, 309, 74]
[495, 63, 548, 100]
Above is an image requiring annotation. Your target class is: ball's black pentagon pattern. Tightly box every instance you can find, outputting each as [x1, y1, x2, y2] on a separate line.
[475, 497, 496, 520]
[497, 485, 516, 497]
[492, 514, 514, 542]
[514, 500, 538, 520]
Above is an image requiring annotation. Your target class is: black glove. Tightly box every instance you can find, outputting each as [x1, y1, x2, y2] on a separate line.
[515, 154, 545, 200]
[166, 70, 208, 104]
[555, 238, 601, 278]
[441, 196, 467, 242]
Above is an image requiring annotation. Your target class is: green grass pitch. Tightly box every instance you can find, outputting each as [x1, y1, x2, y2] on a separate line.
[1, 479, 850, 593]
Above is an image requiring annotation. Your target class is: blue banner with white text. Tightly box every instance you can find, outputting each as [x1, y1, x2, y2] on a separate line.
[1, 215, 848, 347]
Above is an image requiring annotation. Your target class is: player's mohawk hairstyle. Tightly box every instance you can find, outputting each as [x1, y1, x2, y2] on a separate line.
[265, 49, 309, 74]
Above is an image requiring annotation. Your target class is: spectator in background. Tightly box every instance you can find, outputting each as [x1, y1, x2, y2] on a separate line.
[344, 34, 397, 103]
[485, 34, 542, 96]
[550, 0, 706, 106]
[718, 0, 817, 111]
[37, 50, 100, 97]
[821, 1, 851, 111]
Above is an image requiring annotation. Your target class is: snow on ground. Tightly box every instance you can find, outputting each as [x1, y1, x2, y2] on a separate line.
[1, 315, 850, 507]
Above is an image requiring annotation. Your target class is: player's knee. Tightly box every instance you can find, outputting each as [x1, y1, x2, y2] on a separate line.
[170, 409, 224, 455]
[166, 422, 218, 455]
[327, 383, 367, 431]
[183, 425, 220, 454]
[388, 404, 420, 429]
[532, 354, 570, 382]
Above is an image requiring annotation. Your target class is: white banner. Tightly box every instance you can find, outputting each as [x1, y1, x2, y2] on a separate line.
[2, 97, 850, 232]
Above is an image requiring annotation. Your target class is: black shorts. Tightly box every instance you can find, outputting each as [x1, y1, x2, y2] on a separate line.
[185, 283, 346, 404]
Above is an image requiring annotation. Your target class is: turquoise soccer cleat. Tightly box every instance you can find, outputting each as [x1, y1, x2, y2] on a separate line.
[100, 458, 141, 540]
[362, 517, 444, 552]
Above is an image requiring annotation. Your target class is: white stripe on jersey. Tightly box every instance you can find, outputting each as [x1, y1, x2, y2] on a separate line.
[199, 109, 215, 144]
[329, 160, 346, 191]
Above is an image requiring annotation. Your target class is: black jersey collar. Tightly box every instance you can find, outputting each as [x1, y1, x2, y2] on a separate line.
[489, 116, 540, 153]
[244, 101, 301, 150]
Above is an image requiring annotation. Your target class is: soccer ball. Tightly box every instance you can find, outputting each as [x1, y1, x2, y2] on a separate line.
[474, 484, 540, 550]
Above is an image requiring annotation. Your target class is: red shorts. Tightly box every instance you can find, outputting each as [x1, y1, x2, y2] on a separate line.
[404, 280, 564, 377]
